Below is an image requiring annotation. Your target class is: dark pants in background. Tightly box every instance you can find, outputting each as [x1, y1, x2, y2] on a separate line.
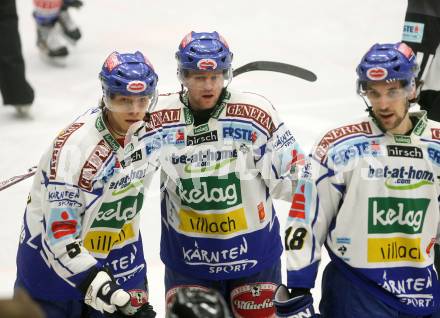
[0, 0, 34, 106]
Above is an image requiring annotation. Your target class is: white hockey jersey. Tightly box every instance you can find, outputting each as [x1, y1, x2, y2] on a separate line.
[16, 107, 160, 300]
[154, 89, 307, 280]
[285, 111, 440, 315]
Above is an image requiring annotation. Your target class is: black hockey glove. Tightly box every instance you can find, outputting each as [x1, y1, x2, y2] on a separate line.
[273, 284, 320, 317]
[78, 267, 130, 315]
[115, 289, 156, 318]
[131, 303, 156, 318]
[166, 287, 232, 318]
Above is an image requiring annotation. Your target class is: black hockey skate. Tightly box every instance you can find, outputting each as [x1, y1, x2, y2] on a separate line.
[58, 9, 82, 43]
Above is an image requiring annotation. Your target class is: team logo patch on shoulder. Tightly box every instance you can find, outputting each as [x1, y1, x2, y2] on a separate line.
[366, 67, 388, 81]
[315, 122, 372, 162]
[197, 59, 217, 70]
[226, 103, 275, 134]
[126, 81, 147, 93]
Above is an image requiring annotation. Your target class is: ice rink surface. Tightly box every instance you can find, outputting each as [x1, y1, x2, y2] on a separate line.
[0, 0, 407, 315]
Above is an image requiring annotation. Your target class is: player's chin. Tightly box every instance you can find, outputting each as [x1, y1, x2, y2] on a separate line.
[201, 97, 217, 108]
[124, 120, 142, 130]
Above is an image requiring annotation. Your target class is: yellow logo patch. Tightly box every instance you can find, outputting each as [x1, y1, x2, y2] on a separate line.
[367, 237, 424, 263]
[179, 208, 247, 235]
[84, 223, 135, 254]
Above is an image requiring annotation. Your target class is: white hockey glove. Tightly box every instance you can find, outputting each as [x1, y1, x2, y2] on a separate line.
[79, 268, 130, 314]
[273, 284, 320, 318]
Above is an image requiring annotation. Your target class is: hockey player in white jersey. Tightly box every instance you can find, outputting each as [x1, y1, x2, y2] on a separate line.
[274, 43, 440, 317]
[15, 51, 159, 318]
[153, 31, 307, 318]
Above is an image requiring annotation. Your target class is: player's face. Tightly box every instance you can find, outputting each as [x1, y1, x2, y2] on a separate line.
[107, 94, 150, 133]
[184, 71, 224, 111]
[366, 81, 414, 134]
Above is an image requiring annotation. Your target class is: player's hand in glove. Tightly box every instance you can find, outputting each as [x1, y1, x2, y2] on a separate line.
[118, 289, 156, 318]
[273, 284, 320, 318]
[166, 287, 232, 318]
[79, 267, 130, 314]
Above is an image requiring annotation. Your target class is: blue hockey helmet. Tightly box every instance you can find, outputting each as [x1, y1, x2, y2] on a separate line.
[176, 31, 233, 81]
[356, 42, 418, 93]
[99, 51, 158, 98]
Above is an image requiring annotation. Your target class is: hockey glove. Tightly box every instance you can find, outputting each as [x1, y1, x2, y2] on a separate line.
[166, 287, 232, 318]
[79, 267, 130, 314]
[118, 289, 156, 317]
[273, 284, 319, 318]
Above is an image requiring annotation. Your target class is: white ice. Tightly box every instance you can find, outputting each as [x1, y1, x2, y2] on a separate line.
[0, 0, 407, 316]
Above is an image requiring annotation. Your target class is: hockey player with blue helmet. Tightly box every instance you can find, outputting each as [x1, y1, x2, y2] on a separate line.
[153, 31, 306, 318]
[15, 51, 159, 318]
[275, 42, 440, 317]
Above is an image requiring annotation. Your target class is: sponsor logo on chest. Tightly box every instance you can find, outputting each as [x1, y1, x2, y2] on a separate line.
[387, 145, 423, 159]
[428, 146, 440, 166]
[145, 135, 162, 155]
[329, 139, 381, 166]
[163, 127, 185, 146]
[368, 197, 429, 234]
[177, 173, 242, 210]
[367, 165, 434, 190]
[368, 237, 424, 263]
[92, 193, 144, 229]
[186, 130, 218, 146]
[79, 140, 113, 191]
[222, 123, 257, 143]
[178, 207, 247, 235]
[84, 223, 135, 255]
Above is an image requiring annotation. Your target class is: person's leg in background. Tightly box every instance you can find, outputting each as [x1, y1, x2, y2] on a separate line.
[0, 0, 34, 115]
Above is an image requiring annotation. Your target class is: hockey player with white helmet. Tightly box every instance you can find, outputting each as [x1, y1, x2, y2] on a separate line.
[15, 51, 159, 318]
[274, 43, 440, 317]
[153, 31, 307, 317]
